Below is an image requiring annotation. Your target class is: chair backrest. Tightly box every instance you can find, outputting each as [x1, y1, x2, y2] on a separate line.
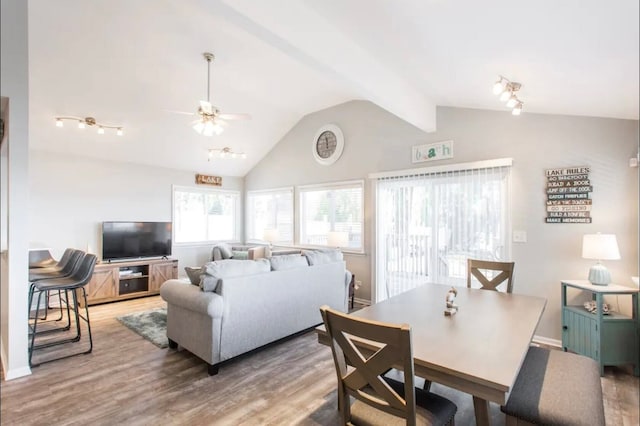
[319, 305, 418, 425]
[53, 248, 75, 268]
[467, 259, 515, 293]
[60, 250, 85, 276]
[70, 254, 98, 287]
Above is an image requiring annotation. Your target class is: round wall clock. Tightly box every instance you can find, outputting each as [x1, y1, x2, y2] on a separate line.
[312, 124, 344, 166]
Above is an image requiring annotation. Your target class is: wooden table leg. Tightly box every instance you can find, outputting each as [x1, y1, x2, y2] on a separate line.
[472, 396, 491, 426]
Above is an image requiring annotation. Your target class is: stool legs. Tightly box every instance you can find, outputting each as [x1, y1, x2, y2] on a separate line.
[28, 287, 93, 367]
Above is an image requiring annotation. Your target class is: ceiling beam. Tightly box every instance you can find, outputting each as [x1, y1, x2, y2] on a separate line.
[218, 0, 437, 132]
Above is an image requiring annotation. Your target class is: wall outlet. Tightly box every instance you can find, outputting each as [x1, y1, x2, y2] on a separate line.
[513, 230, 527, 243]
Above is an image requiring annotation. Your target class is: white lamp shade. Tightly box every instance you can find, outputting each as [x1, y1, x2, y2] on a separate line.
[327, 231, 349, 248]
[582, 234, 621, 260]
[263, 228, 279, 243]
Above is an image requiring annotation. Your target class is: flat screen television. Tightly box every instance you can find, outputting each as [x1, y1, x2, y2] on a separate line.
[102, 221, 172, 261]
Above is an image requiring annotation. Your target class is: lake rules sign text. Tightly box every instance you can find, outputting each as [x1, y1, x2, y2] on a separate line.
[545, 166, 592, 223]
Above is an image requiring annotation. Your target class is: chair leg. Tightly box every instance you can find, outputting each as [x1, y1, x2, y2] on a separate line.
[29, 287, 93, 367]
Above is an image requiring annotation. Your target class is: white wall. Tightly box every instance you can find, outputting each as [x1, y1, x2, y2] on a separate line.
[1, 0, 31, 380]
[245, 100, 639, 341]
[29, 151, 244, 276]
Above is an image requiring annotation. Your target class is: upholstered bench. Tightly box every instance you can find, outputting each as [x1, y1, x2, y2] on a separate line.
[501, 346, 605, 426]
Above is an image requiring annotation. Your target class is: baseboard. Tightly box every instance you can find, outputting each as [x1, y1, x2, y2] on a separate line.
[354, 297, 371, 306]
[0, 340, 31, 381]
[532, 335, 562, 349]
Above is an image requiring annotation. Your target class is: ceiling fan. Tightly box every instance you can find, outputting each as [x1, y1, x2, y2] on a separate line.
[173, 52, 250, 137]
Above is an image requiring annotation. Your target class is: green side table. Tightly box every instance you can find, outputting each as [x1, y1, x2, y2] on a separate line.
[561, 280, 639, 376]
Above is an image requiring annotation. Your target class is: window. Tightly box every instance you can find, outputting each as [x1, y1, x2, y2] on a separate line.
[246, 188, 294, 244]
[173, 185, 241, 244]
[298, 180, 364, 251]
[374, 159, 512, 301]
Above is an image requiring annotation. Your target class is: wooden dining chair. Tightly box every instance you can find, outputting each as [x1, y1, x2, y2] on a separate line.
[320, 305, 457, 426]
[466, 259, 515, 293]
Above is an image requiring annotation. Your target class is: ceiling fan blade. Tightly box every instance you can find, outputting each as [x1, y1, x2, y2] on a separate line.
[164, 109, 195, 116]
[200, 100, 213, 115]
[218, 113, 251, 120]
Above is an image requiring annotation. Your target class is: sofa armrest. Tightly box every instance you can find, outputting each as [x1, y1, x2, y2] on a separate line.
[248, 246, 266, 260]
[160, 279, 223, 318]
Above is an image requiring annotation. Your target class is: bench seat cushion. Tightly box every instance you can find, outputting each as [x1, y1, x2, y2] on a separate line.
[501, 346, 605, 426]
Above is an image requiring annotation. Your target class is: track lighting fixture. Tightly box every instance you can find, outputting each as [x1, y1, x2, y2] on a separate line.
[492, 75, 524, 115]
[55, 116, 123, 135]
[207, 147, 246, 161]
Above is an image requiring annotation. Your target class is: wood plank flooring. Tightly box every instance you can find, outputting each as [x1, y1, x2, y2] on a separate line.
[1, 296, 638, 425]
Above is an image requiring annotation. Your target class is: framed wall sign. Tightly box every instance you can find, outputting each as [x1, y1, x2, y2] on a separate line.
[412, 140, 453, 163]
[545, 166, 592, 223]
[195, 174, 222, 186]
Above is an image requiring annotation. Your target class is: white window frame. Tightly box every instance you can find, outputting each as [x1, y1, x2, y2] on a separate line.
[245, 187, 294, 245]
[172, 185, 241, 246]
[296, 179, 365, 253]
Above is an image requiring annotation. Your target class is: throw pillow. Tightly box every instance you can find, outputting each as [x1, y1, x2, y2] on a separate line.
[217, 243, 233, 259]
[231, 250, 249, 260]
[184, 266, 203, 286]
[269, 254, 309, 271]
[200, 258, 271, 292]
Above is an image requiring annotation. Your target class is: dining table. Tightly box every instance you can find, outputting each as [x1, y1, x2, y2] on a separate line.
[316, 283, 547, 426]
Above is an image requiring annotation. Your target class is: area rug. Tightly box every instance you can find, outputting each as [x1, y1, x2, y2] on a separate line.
[116, 307, 168, 348]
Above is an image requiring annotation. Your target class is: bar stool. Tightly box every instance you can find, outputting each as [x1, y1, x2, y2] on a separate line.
[28, 249, 83, 321]
[28, 253, 97, 367]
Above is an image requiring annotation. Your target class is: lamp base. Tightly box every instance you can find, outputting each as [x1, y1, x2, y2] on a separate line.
[588, 263, 611, 286]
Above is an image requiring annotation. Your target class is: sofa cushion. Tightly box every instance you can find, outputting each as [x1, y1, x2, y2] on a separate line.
[303, 249, 343, 265]
[200, 259, 271, 292]
[269, 254, 309, 271]
[184, 266, 203, 286]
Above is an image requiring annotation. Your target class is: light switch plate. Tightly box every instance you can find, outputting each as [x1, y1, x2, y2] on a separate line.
[513, 230, 527, 243]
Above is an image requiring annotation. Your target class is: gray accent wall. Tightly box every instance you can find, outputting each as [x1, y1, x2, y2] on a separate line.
[245, 100, 639, 341]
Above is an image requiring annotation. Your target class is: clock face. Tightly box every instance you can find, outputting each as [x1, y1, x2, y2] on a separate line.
[316, 131, 338, 159]
[312, 124, 344, 165]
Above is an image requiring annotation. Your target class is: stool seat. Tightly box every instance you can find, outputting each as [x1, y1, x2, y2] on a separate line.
[501, 346, 605, 426]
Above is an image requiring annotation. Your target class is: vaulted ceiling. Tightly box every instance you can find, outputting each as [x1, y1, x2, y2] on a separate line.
[28, 0, 639, 176]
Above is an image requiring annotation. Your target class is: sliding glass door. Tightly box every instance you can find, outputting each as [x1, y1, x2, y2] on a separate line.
[375, 161, 511, 301]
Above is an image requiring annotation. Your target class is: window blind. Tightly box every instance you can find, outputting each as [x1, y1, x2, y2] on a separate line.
[375, 163, 511, 301]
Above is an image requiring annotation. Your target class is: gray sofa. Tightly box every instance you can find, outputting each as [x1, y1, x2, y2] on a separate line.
[160, 253, 350, 375]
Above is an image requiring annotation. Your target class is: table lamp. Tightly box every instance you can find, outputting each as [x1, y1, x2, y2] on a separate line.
[582, 233, 620, 286]
[327, 231, 349, 249]
[263, 228, 279, 257]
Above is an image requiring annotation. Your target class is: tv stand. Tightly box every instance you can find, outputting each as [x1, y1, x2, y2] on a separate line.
[83, 257, 178, 306]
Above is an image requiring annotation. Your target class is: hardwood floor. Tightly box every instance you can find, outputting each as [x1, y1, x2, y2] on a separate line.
[1, 296, 638, 425]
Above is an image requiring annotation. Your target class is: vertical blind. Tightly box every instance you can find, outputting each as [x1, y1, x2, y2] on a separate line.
[375, 161, 511, 301]
[246, 188, 294, 244]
